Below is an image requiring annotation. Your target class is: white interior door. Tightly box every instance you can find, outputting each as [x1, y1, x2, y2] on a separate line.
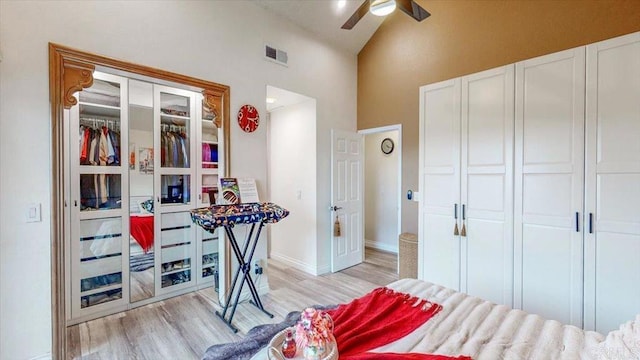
[418, 79, 462, 290]
[331, 129, 364, 272]
[460, 65, 514, 307]
[584, 32, 640, 333]
[514, 47, 585, 327]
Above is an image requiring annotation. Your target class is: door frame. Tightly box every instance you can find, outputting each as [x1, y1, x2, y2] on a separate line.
[48, 43, 231, 359]
[358, 124, 403, 263]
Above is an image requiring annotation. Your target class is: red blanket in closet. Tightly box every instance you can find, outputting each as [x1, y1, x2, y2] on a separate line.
[130, 215, 154, 253]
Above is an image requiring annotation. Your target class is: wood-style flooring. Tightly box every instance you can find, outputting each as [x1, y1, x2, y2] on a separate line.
[66, 248, 398, 359]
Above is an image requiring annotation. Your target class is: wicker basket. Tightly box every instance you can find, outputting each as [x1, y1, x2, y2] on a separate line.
[267, 328, 338, 360]
[399, 232, 418, 279]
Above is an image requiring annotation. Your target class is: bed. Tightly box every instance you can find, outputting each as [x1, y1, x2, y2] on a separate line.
[249, 278, 640, 360]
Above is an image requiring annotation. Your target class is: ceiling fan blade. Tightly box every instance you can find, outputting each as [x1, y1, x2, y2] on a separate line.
[341, 0, 370, 30]
[396, 0, 431, 22]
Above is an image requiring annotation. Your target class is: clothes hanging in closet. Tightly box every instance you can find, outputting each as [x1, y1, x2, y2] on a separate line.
[79, 125, 121, 166]
[160, 130, 188, 168]
[78, 123, 122, 210]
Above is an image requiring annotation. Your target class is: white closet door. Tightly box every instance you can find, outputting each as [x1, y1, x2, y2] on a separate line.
[460, 65, 514, 306]
[514, 48, 585, 326]
[585, 32, 640, 333]
[418, 79, 461, 290]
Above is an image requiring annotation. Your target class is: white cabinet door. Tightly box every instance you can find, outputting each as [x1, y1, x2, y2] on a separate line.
[585, 32, 640, 333]
[68, 72, 130, 322]
[419, 79, 461, 291]
[153, 85, 198, 294]
[460, 65, 514, 307]
[514, 48, 585, 327]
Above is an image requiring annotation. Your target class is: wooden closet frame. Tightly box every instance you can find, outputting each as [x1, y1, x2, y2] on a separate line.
[48, 43, 231, 359]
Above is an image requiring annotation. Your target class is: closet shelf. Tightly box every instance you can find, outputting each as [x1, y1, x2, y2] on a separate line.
[161, 113, 190, 123]
[80, 283, 122, 297]
[78, 165, 125, 174]
[79, 102, 121, 111]
[79, 208, 123, 220]
[161, 266, 192, 276]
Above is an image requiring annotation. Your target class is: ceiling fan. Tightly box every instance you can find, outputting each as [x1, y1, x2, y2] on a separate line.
[342, 0, 431, 30]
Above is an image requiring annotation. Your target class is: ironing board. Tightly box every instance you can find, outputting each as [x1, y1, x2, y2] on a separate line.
[191, 202, 289, 332]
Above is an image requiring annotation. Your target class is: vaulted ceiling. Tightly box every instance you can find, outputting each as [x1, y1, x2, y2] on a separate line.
[251, 0, 385, 54]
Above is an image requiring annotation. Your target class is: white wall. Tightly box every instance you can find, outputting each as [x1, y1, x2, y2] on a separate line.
[268, 99, 318, 273]
[364, 130, 399, 253]
[0, 1, 357, 359]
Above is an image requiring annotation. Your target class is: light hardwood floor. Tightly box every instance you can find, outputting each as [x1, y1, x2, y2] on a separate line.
[67, 248, 398, 359]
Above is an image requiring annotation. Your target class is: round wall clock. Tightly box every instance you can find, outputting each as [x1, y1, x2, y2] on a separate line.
[381, 137, 394, 154]
[237, 104, 260, 133]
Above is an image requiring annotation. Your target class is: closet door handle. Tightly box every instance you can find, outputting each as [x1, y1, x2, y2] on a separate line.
[575, 212, 579, 232]
[589, 213, 593, 234]
[453, 204, 459, 236]
[74, 200, 77, 207]
[157, 196, 160, 202]
[460, 204, 467, 237]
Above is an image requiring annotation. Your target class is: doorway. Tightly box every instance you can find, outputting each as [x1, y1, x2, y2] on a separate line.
[265, 85, 318, 272]
[360, 125, 402, 269]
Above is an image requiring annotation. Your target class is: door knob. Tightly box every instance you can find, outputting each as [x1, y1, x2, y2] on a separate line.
[330, 206, 343, 211]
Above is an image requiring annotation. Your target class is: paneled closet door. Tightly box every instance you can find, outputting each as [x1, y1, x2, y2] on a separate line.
[460, 65, 514, 307]
[153, 85, 198, 294]
[514, 48, 585, 327]
[584, 32, 640, 333]
[418, 79, 462, 291]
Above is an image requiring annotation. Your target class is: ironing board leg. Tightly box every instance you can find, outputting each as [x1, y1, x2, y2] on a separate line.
[215, 222, 273, 331]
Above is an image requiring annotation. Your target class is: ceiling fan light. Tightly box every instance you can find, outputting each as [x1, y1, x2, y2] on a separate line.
[370, 0, 396, 16]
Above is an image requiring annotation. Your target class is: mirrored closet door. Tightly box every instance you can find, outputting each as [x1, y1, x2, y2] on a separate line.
[128, 80, 155, 303]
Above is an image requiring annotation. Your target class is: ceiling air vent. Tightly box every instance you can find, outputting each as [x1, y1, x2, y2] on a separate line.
[265, 44, 288, 67]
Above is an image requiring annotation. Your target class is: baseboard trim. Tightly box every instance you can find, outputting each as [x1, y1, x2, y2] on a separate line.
[365, 240, 398, 254]
[270, 252, 319, 275]
[30, 353, 52, 360]
[316, 263, 331, 275]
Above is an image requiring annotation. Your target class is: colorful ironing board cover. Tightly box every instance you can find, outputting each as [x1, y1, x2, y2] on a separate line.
[191, 202, 289, 233]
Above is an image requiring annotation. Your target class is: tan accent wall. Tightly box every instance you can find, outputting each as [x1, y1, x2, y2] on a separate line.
[358, 0, 640, 234]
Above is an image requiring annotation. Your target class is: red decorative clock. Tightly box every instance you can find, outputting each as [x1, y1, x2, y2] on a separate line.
[237, 104, 260, 133]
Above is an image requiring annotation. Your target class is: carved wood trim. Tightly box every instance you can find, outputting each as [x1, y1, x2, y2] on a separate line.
[48, 43, 67, 360]
[62, 59, 95, 109]
[202, 89, 222, 128]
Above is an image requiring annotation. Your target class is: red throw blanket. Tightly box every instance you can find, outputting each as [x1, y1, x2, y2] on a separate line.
[326, 287, 471, 360]
[130, 215, 154, 253]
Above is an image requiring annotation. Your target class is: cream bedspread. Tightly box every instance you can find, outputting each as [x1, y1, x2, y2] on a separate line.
[253, 278, 640, 359]
[378, 278, 639, 359]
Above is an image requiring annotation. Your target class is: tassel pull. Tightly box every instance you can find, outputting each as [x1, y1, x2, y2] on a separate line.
[453, 223, 459, 236]
[334, 216, 341, 237]
[460, 223, 466, 237]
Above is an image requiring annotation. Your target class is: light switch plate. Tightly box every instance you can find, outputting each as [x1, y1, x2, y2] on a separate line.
[26, 203, 42, 223]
